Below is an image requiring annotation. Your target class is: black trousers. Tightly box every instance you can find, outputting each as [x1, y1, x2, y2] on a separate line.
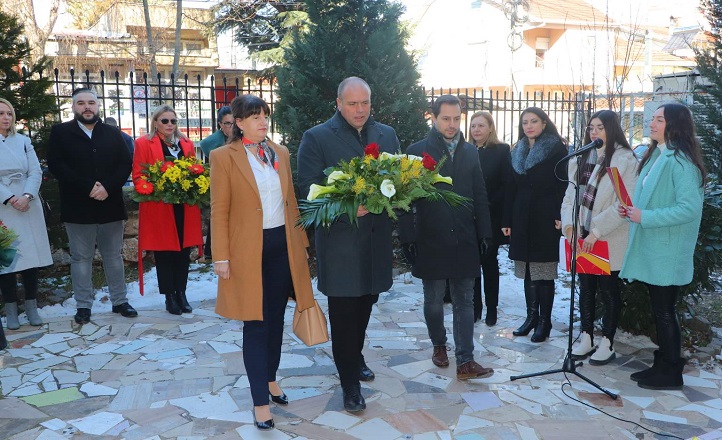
[154, 204, 190, 295]
[578, 271, 621, 341]
[328, 294, 376, 389]
[243, 226, 291, 406]
[474, 244, 500, 317]
[0, 268, 39, 302]
[647, 284, 681, 363]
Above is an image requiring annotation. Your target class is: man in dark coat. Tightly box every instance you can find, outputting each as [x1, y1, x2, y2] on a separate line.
[297, 77, 399, 413]
[400, 95, 494, 380]
[47, 88, 137, 325]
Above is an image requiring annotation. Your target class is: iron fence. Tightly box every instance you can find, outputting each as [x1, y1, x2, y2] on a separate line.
[41, 69, 693, 153]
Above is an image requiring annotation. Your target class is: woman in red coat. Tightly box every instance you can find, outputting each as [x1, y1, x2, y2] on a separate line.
[133, 105, 203, 314]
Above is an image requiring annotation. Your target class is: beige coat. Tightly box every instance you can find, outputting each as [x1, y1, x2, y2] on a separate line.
[561, 145, 638, 271]
[210, 139, 314, 321]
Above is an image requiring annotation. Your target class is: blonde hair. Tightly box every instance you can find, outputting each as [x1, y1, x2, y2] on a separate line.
[469, 111, 500, 146]
[0, 98, 17, 136]
[147, 104, 187, 140]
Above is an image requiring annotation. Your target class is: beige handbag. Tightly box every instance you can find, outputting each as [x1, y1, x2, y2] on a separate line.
[292, 300, 329, 346]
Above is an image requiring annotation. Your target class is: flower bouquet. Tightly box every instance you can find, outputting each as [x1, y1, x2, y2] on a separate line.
[0, 221, 18, 268]
[131, 156, 210, 206]
[298, 143, 470, 229]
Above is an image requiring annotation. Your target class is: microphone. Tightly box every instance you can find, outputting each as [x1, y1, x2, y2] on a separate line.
[560, 138, 603, 161]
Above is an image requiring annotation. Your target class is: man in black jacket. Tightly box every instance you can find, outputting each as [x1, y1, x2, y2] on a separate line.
[47, 88, 137, 325]
[401, 95, 494, 380]
[297, 77, 399, 412]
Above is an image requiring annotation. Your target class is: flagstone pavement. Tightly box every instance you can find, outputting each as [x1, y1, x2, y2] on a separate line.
[2, 272, 722, 440]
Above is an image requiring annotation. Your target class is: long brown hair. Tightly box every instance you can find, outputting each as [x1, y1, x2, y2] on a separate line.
[639, 103, 706, 186]
[583, 110, 631, 183]
[469, 111, 500, 146]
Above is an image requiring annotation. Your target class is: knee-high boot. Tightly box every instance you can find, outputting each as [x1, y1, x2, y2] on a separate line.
[531, 282, 554, 343]
[572, 281, 596, 359]
[513, 278, 539, 336]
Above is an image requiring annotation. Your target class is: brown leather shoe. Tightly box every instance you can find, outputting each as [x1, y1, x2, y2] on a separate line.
[456, 360, 494, 380]
[432, 345, 450, 367]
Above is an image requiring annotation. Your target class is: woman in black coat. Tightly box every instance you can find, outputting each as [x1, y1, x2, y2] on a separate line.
[468, 111, 512, 326]
[503, 107, 567, 342]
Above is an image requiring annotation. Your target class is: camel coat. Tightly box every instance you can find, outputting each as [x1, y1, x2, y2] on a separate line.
[210, 139, 315, 321]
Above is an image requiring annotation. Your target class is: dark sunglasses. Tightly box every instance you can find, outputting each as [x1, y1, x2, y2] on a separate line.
[160, 118, 177, 125]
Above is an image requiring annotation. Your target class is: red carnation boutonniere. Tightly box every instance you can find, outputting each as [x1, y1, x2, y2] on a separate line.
[422, 152, 437, 171]
[364, 142, 380, 159]
[160, 161, 175, 173]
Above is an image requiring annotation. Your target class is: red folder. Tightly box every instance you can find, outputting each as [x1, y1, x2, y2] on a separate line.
[607, 166, 632, 207]
[564, 239, 611, 275]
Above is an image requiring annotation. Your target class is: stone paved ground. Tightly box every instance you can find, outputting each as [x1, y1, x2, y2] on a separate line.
[2, 269, 722, 440]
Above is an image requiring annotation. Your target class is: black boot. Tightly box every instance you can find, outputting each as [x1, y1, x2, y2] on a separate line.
[638, 357, 685, 390]
[531, 282, 554, 343]
[572, 278, 596, 359]
[176, 291, 192, 313]
[342, 384, 366, 412]
[473, 277, 483, 322]
[631, 350, 663, 382]
[443, 280, 452, 304]
[513, 278, 538, 336]
[165, 294, 182, 315]
[0, 323, 6, 350]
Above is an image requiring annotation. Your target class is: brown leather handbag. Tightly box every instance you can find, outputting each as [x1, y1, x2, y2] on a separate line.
[292, 300, 329, 346]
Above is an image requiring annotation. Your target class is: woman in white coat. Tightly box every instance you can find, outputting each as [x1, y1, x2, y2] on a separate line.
[561, 110, 638, 365]
[0, 98, 53, 329]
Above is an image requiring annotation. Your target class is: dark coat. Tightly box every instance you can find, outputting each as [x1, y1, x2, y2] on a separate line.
[297, 111, 400, 297]
[401, 128, 492, 280]
[505, 133, 568, 263]
[477, 142, 513, 246]
[47, 120, 132, 224]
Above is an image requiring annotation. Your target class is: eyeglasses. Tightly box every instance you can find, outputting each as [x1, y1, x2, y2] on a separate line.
[221, 122, 234, 127]
[159, 118, 177, 125]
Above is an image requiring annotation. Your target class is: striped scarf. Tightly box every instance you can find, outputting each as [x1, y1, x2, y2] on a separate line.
[577, 148, 602, 238]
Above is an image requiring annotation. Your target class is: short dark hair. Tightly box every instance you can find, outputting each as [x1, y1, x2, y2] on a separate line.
[72, 88, 98, 103]
[431, 95, 461, 117]
[217, 106, 232, 125]
[105, 117, 118, 126]
[229, 95, 270, 142]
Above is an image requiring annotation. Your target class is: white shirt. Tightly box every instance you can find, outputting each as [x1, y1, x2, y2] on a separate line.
[77, 121, 94, 138]
[643, 143, 668, 187]
[244, 148, 285, 229]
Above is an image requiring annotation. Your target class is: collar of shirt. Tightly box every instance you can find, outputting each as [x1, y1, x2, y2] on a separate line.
[77, 120, 94, 138]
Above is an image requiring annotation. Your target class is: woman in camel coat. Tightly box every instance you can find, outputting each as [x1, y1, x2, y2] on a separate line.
[210, 94, 314, 430]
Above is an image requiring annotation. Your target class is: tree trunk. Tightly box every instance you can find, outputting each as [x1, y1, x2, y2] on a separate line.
[172, 0, 182, 79]
[0, 0, 60, 64]
[142, 0, 158, 82]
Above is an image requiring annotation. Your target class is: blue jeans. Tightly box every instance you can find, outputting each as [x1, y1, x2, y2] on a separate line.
[423, 278, 475, 365]
[65, 221, 128, 309]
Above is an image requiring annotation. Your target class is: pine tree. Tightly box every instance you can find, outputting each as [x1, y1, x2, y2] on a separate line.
[0, 10, 58, 159]
[274, 0, 428, 154]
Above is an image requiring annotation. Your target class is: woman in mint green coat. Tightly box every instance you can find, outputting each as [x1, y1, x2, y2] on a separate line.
[619, 103, 705, 391]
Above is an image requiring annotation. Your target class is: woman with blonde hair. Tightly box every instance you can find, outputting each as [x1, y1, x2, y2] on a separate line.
[468, 111, 512, 326]
[132, 105, 202, 315]
[0, 98, 52, 330]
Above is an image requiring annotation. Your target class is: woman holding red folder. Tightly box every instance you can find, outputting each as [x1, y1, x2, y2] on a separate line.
[561, 110, 637, 365]
[619, 103, 705, 390]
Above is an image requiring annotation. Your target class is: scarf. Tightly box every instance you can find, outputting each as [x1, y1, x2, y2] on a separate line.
[160, 135, 181, 158]
[243, 138, 278, 171]
[445, 131, 461, 157]
[576, 148, 604, 237]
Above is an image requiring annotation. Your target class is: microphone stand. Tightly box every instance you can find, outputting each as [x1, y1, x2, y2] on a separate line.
[509, 150, 618, 400]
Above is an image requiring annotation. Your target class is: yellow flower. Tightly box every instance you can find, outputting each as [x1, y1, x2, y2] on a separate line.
[164, 166, 182, 183]
[195, 175, 209, 194]
[156, 177, 166, 191]
[363, 155, 373, 165]
[181, 179, 191, 191]
[352, 177, 366, 195]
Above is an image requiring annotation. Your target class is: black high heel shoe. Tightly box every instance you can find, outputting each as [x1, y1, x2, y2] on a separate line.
[270, 393, 288, 405]
[253, 411, 274, 430]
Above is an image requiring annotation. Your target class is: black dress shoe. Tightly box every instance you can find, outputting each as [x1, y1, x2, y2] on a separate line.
[270, 393, 288, 405]
[165, 295, 182, 315]
[359, 360, 375, 382]
[253, 413, 274, 430]
[176, 291, 192, 313]
[342, 387, 366, 412]
[112, 303, 138, 317]
[74, 308, 91, 324]
[485, 307, 497, 327]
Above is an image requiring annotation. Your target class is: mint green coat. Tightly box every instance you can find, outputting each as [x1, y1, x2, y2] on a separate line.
[619, 145, 703, 286]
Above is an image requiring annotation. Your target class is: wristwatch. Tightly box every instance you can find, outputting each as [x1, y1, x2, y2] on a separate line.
[22, 193, 34, 201]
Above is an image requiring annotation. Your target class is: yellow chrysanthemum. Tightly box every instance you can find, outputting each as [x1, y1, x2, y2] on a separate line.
[195, 176, 209, 194]
[181, 179, 191, 191]
[352, 177, 366, 195]
[156, 177, 166, 191]
[363, 155, 373, 165]
[164, 166, 182, 183]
